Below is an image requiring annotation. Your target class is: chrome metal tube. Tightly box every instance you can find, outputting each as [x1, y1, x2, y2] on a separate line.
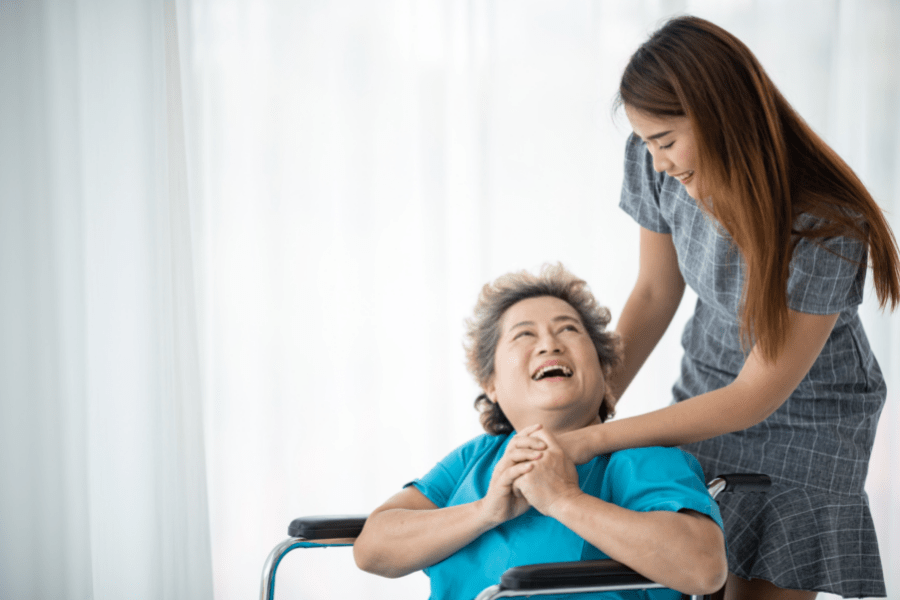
[260, 538, 307, 600]
[474, 581, 667, 599]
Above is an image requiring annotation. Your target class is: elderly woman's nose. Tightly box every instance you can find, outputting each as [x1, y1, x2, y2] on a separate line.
[537, 333, 563, 354]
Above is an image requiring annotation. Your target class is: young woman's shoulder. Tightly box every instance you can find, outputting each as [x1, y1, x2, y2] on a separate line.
[787, 211, 867, 315]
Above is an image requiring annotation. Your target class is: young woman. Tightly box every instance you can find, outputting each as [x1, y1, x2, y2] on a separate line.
[546, 15, 899, 600]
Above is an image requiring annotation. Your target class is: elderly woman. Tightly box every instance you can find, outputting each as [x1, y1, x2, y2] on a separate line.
[354, 264, 727, 599]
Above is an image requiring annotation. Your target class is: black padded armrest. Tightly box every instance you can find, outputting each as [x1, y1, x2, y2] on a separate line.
[288, 515, 367, 539]
[501, 559, 654, 591]
[713, 473, 771, 494]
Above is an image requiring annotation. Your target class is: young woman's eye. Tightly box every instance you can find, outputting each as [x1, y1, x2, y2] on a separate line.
[660, 141, 674, 150]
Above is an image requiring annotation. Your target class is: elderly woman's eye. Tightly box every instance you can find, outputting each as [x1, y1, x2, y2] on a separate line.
[513, 330, 534, 339]
[561, 325, 579, 332]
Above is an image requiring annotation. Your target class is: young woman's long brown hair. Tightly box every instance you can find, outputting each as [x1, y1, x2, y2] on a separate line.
[617, 15, 900, 362]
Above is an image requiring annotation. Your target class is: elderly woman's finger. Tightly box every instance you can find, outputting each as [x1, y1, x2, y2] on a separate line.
[498, 460, 534, 487]
[505, 448, 543, 463]
[512, 435, 547, 451]
[531, 427, 560, 449]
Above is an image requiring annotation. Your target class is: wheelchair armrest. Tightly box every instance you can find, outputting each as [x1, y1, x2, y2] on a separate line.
[499, 559, 663, 592]
[287, 515, 368, 540]
[261, 515, 367, 600]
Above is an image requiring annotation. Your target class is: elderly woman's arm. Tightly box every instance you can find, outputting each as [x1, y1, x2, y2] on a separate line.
[514, 429, 727, 597]
[353, 487, 491, 578]
[550, 496, 726, 595]
[354, 425, 544, 578]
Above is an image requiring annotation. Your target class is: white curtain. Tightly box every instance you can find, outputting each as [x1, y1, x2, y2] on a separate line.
[0, 0, 213, 598]
[2, 1, 897, 600]
[189, 2, 899, 599]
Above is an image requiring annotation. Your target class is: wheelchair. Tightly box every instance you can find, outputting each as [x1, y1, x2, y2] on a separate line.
[260, 473, 771, 600]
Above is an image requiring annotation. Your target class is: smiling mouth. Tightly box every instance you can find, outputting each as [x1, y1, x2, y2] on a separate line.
[672, 170, 694, 183]
[532, 364, 574, 381]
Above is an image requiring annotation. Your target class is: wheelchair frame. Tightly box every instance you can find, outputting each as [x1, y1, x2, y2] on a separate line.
[261, 473, 770, 600]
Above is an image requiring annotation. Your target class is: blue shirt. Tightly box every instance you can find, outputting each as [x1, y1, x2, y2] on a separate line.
[408, 433, 725, 600]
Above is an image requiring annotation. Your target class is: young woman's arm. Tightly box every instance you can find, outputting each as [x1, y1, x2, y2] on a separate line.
[353, 426, 544, 578]
[513, 430, 727, 596]
[557, 226, 838, 462]
[564, 311, 839, 462]
[607, 227, 686, 402]
[579, 306, 837, 455]
[559, 300, 837, 463]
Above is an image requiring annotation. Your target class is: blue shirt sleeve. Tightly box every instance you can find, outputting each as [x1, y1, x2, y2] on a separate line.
[619, 132, 672, 234]
[601, 447, 725, 533]
[405, 434, 499, 509]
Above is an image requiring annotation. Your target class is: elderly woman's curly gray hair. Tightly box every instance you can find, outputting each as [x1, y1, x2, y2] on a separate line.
[464, 263, 622, 435]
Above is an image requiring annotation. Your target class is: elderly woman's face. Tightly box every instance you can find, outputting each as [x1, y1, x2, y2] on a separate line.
[485, 295, 606, 433]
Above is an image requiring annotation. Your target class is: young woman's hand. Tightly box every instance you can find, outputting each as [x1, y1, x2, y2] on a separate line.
[479, 424, 545, 526]
[512, 428, 583, 516]
[556, 425, 606, 465]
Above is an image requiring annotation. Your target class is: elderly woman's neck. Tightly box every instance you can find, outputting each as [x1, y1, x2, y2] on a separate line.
[516, 414, 601, 437]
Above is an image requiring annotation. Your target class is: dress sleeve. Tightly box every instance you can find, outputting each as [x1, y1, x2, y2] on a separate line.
[601, 447, 724, 533]
[405, 434, 492, 509]
[618, 133, 672, 234]
[787, 219, 867, 314]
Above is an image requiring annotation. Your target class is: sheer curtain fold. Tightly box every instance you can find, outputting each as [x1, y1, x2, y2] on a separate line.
[0, 1, 212, 599]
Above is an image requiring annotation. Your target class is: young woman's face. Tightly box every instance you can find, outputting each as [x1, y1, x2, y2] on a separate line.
[485, 296, 605, 433]
[625, 106, 700, 199]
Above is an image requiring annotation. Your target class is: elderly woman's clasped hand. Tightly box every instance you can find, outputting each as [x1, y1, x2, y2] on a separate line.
[479, 425, 540, 526]
[482, 423, 584, 522]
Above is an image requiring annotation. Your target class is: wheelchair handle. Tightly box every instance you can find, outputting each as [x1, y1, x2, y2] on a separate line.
[707, 473, 771, 500]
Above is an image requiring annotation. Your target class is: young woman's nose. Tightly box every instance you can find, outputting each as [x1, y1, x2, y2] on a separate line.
[650, 148, 672, 173]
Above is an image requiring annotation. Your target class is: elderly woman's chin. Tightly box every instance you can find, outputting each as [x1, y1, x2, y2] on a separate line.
[505, 390, 604, 434]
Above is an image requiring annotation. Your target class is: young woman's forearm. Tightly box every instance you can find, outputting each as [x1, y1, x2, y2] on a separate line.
[596, 379, 770, 452]
[557, 382, 766, 464]
[547, 494, 726, 595]
[353, 497, 492, 578]
[591, 310, 839, 454]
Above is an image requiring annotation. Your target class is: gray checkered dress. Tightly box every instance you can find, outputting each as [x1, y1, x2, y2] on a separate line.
[619, 134, 887, 597]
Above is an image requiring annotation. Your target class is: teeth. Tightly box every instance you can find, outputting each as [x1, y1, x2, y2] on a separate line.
[674, 170, 693, 181]
[532, 364, 573, 380]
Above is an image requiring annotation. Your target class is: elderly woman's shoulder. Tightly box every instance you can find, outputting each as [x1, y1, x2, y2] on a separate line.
[606, 446, 706, 481]
[443, 431, 513, 465]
